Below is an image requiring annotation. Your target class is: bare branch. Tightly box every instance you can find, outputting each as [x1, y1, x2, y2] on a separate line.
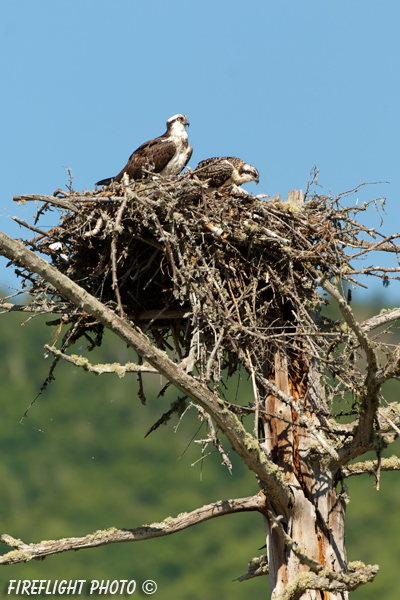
[341, 455, 400, 478]
[236, 554, 269, 581]
[361, 307, 400, 333]
[374, 349, 400, 386]
[347, 233, 400, 259]
[0, 302, 73, 316]
[138, 308, 188, 321]
[344, 238, 400, 254]
[44, 345, 159, 376]
[12, 217, 56, 239]
[13, 194, 80, 213]
[273, 564, 379, 600]
[316, 275, 376, 363]
[378, 409, 400, 436]
[335, 404, 400, 459]
[0, 493, 265, 565]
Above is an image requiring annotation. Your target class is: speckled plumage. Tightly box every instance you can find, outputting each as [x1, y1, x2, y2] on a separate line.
[193, 157, 259, 188]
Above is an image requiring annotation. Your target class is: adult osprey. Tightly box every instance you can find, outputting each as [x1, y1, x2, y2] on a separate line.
[96, 114, 192, 186]
[193, 157, 259, 189]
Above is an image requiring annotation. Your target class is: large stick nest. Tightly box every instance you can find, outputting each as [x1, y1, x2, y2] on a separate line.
[11, 174, 394, 399]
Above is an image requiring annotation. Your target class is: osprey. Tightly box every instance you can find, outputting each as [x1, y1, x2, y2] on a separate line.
[193, 157, 259, 189]
[96, 114, 192, 186]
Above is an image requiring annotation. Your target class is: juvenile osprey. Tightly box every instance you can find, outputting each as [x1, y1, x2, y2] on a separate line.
[193, 157, 259, 189]
[96, 114, 192, 186]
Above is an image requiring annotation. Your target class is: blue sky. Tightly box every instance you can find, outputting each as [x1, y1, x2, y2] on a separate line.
[1, 1, 399, 303]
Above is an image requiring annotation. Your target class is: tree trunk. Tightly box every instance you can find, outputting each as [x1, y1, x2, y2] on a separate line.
[261, 350, 347, 599]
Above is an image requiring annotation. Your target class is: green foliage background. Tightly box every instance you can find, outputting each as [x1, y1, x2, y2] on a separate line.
[0, 300, 399, 598]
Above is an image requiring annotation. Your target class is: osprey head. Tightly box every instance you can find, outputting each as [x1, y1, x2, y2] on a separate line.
[166, 114, 190, 135]
[239, 163, 259, 185]
[167, 114, 189, 127]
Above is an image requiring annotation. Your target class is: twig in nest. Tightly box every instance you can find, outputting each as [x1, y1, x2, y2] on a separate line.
[13, 194, 80, 213]
[111, 199, 128, 317]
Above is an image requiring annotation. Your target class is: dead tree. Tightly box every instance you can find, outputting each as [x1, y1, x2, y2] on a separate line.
[1, 172, 400, 599]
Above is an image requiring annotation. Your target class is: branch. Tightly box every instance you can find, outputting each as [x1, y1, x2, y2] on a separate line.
[346, 233, 400, 259]
[0, 230, 291, 511]
[333, 403, 400, 459]
[236, 554, 269, 581]
[341, 455, 400, 478]
[316, 275, 376, 363]
[12, 217, 57, 239]
[361, 307, 400, 333]
[344, 237, 400, 254]
[0, 493, 265, 565]
[378, 408, 400, 436]
[13, 194, 80, 213]
[137, 308, 188, 321]
[374, 349, 400, 386]
[274, 564, 379, 600]
[44, 345, 159, 376]
[0, 302, 73, 316]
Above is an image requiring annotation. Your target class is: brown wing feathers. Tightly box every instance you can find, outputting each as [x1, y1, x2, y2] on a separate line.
[96, 136, 175, 185]
[116, 138, 176, 182]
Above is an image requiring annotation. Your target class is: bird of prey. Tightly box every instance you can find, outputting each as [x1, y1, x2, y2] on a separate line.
[96, 114, 192, 186]
[193, 157, 259, 189]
